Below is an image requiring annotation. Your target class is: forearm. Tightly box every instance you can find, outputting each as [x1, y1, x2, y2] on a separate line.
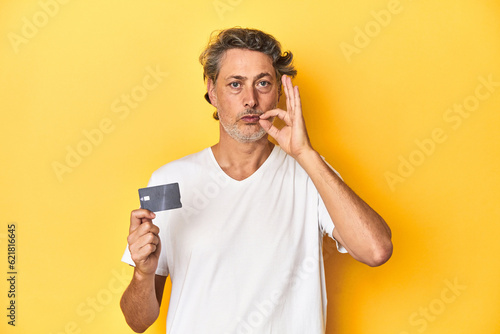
[296, 149, 392, 266]
[120, 269, 160, 333]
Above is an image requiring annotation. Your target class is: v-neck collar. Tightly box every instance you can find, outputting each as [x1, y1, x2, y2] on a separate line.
[207, 145, 279, 184]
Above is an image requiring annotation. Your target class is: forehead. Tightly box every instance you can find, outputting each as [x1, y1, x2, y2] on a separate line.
[218, 49, 275, 79]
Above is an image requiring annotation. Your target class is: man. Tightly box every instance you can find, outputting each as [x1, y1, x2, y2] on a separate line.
[120, 27, 392, 333]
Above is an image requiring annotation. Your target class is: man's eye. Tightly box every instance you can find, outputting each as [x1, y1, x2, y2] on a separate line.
[258, 81, 270, 87]
[230, 82, 240, 88]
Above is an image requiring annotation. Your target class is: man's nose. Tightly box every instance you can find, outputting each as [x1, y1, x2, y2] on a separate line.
[243, 86, 258, 108]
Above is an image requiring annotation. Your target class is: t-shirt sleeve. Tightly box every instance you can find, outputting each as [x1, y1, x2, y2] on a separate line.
[121, 240, 170, 276]
[121, 172, 170, 277]
[318, 157, 348, 254]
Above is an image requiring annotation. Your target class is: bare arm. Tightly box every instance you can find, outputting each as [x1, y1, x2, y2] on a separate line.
[296, 150, 392, 266]
[121, 273, 166, 332]
[260, 75, 392, 266]
[120, 209, 165, 332]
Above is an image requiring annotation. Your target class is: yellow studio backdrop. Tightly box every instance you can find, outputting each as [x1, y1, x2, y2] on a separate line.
[1, 0, 499, 333]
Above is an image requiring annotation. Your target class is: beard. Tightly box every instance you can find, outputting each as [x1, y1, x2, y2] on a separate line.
[219, 108, 268, 143]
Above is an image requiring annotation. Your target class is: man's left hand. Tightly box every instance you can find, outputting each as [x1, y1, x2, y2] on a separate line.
[259, 75, 313, 160]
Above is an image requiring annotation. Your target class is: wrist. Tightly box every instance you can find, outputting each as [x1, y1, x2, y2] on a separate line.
[133, 267, 156, 282]
[294, 147, 320, 168]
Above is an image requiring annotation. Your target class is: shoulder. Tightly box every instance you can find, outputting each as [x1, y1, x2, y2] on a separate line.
[149, 147, 211, 184]
[272, 145, 309, 178]
[274, 146, 343, 180]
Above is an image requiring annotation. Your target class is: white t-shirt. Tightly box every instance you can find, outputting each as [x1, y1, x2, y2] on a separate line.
[122, 145, 346, 334]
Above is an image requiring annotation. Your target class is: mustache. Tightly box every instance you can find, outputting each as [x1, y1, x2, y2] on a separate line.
[237, 109, 264, 118]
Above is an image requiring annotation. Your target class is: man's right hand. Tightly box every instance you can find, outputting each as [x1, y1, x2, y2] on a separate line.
[127, 209, 160, 277]
[121, 209, 164, 332]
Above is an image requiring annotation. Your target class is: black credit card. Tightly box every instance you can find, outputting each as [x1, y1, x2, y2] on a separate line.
[138, 183, 182, 212]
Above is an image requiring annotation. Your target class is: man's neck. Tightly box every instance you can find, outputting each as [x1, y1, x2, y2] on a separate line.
[211, 135, 275, 181]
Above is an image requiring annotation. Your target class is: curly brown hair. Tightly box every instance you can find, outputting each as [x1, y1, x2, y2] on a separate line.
[199, 27, 297, 120]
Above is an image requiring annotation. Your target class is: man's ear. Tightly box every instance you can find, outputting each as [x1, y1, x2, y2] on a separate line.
[207, 79, 217, 108]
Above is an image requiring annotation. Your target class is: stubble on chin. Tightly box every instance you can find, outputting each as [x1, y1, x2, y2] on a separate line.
[219, 108, 268, 143]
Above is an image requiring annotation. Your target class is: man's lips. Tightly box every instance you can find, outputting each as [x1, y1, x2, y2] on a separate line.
[240, 115, 261, 123]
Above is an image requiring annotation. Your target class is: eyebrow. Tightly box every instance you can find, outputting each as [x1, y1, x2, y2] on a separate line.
[225, 72, 273, 81]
